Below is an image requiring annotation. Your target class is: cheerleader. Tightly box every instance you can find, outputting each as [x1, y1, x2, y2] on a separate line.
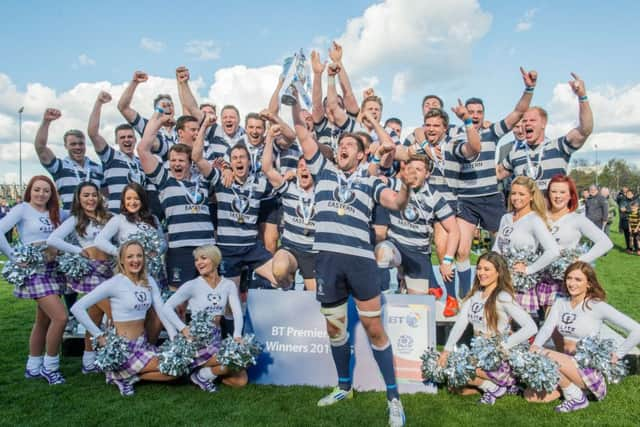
[529, 262, 640, 412]
[493, 176, 560, 315]
[163, 245, 247, 392]
[46, 182, 113, 373]
[95, 183, 168, 342]
[0, 175, 66, 384]
[536, 175, 613, 310]
[70, 241, 178, 396]
[439, 252, 537, 404]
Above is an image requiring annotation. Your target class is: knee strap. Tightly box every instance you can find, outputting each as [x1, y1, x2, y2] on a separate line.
[356, 307, 382, 318]
[320, 302, 348, 345]
[375, 241, 401, 268]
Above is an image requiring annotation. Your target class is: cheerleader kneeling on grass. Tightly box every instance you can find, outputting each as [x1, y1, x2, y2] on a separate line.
[163, 244, 248, 392]
[439, 251, 537, 405]
[71, 240, 179, 396]
[527, 261, 640, 412]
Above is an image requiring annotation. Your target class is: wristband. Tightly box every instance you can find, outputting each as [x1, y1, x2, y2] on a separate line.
[443, 255, 454, 264]
[579, 95, 589, 102]
[413, 142, 426, 155]
[372, 155, 381, 164]
[463, 118, 473, 127]
[155, 107, 164, 114]
[327, 76, 336, 86]
[525, 86, 535, 93]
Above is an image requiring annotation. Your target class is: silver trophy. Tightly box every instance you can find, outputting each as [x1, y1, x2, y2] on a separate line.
[280, 49, 312, 108]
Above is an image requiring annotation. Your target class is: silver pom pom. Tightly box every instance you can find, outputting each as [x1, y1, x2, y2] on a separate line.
[92, 328, 131, 371]
[508, 344, 560, 392]
[575, 336, 629, 384]
[1, 244, 45, 286]
[470, 335, 503, 372]
[504, 246, 541, 292]
[420, 348, 445, 383]
[158, 335, 197, 376]
[441, 345, 476, 388]
[56, 253, 93, 279]
[217, 334, 263, 371]
[189, 307, 217, 347]
[545, 247, 585, 281]
[126, 229, 164, 276]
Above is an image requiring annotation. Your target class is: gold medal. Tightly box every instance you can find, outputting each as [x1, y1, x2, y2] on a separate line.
[238, 215, 245, 224]
[337, 207, 345, 216]
[191, 206, 198, 213]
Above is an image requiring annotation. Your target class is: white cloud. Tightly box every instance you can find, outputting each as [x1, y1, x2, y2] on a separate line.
[208, 65, 281, 117]
[140, 37, 165, 53]
[335, 0, 492, 91]
[74, 54, 96, 68]
[391, 71, 408, 103]
[185, 40, 221, 61]
[353, 75, 380, 97]
[515, 8, 538, 32]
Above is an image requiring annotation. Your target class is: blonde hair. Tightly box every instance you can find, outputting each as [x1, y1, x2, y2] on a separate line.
[509, 176, 548, 227]
[192, 244, 222, 270]
[116, 240, 149, 287]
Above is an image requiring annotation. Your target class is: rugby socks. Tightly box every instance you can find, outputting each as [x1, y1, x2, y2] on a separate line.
[43, 354, 60, 372]
[82, 351, 96, 368]
[561, 383, 584, 401]
[479, 380, 499, 393]
[198, 367, 218, 381]
[26, 355, 43, 372]
[456, 260, 472, 298]
[330, 336, 352, 391]
[371, 341, 400, 400]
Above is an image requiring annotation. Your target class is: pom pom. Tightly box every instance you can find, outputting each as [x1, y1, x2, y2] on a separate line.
[126, 229, 164, 276]
[1, 244, 45, 286]
[575, 336, 629, 384]
[503, 246, 541, 292]
[92, 328, 131, 371]
[546, 247, 585, 281]
[420, 348, 445, 383]
[442, 345, 476, 388]
[158, 335, 197, 376]
[189, 307, 217, 347]
[470, 335, 503, 372]
[56, 253, 93, 280]
[216, 334, 263, 371]
[508, 344, 560, 392]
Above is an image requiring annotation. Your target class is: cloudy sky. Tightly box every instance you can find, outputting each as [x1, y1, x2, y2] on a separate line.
[1, 0, 638, 184]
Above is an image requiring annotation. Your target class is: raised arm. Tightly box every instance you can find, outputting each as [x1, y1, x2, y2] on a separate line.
[451, 99, 481, 158]
[34, 108, 61, 165]
[310, 50, 326, 124]
[137, 112, 166, 175]
[502, 67, 537, 130]
[260, 109, 296, 144]
[329, 41, 359, 116]
[192, 114, 215, 177]
[292, 96, 318, 160]
[379, 168, 412, 211]
[326, 63, 348, 126]
[565, 73, 593, 149]
[176, 66, 204, 121]
[262, 125, 285, 188]
[118, 71, 148, 123]
[268, 75, 285, 115]
[87, 91, 112, 154]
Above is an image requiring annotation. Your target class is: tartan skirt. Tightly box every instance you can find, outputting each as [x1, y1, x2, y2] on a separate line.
[536, 277, 563, 309]
[68, 259, 114, 293]
[105, 334, 158, 383]
[515, 288, 540, 314]
[14, 262, 64, 300]
[190, 327, 222, 369]
[485, 361, 516, 387]
[577, 365, 607, 400]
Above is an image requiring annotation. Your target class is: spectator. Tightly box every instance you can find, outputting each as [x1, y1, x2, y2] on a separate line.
[600, 186, 616, 235]
[0, 197, 10, 243]
[577, 189, 589, 215]
[629, 201, 640, 255]
[585, 185, 608, 230]
[620, 189, 639, 252]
